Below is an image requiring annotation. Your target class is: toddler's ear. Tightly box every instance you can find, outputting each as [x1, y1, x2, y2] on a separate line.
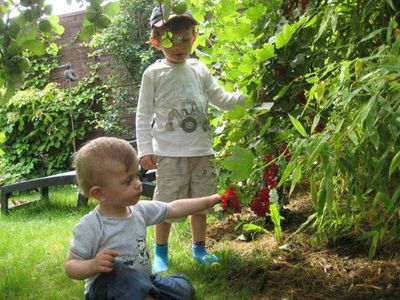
[89, 186, 106, 202]
[150, 36, 161, 49]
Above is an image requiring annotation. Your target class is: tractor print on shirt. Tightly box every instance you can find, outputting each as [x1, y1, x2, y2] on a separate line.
[165, 99, 209, 133]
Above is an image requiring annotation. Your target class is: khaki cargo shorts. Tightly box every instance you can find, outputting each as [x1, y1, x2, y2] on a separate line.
[153, 156, 217, 222]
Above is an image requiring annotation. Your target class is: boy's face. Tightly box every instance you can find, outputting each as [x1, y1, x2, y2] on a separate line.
[152, 29, 197, 64]
[100, 160, 143, 208]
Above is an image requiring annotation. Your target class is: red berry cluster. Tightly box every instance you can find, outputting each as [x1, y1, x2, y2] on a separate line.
[273, 65, 285, 75]
[297, 91, 307, 105]
[221, 186, 242, 213]
[278, 144, 291, 161]
[249, 155, 280, 218]
[300, 0, 309, 10]
[263, 155, 278, 189]
[315, 123, 326, 133]
[250, 188, 270, 217]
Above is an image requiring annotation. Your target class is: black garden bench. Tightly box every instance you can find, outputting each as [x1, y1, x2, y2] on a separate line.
[0, 141, 155, 214]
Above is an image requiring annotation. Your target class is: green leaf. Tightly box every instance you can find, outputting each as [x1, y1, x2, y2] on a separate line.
[255, 43, 275, 63]
[23, 40, 45, 55]
[389, 151, 400, 177]
[339, 61, 351, 83]
[39, 20, 52, 33]
[222, 146, 254, 182]
[273, 85, 290, 101]
[80, 24, 96, 40]
[16, 23, 38, 42]
[228, 128, 247, 142]
[311, 114, 321, 133]
[385, 0, 396, 11]
[48, 16, 64, 35]
[46, 42, 59, 55]
[289, 165, 302, 195]
[226, 105, 247, 120]
[95, 14, 111, 29]
[358, 28, 385, 44]
[357, 230, 376, 241]
[352, 96, 375, 128]
[310, 176, 318, 207]
[317, 183, 326, 217]
[0, 82, 15, 105]
[275, 23, 295, 49]
[314, 8, 332, 42]
[102, 1, 120, 16]
[288, 114, 307, 137]
[270, 203, 283, 241]
[369, 231, 379, 259]
[315, 81, 326, 101]
[253, 102, 274, 112]
[278, 160, 295, 187]
[161, 32, 173, 48]
[243, 224, 269, 234]
[259, 117, 272, 136]
[348, 130, 359, 145]
[387, 186, 400, 213]
[238, 55, 255, 75]
[307, 136, 328, 169]
[244, 3, 266, 20]
[193, 34, 207, 48]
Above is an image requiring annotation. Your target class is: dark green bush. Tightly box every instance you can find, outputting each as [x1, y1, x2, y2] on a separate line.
[0, 72, 111, 185]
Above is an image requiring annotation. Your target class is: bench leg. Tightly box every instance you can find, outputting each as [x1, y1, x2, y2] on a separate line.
[77, 193, 88, 208]
[1, 191, 10, 215]
[40, 187, 49, 200]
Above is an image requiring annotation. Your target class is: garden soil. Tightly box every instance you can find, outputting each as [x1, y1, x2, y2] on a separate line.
[207, 192, 400, 300]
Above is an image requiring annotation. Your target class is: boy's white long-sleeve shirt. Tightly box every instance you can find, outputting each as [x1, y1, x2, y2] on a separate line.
[136, 58, 245, 158]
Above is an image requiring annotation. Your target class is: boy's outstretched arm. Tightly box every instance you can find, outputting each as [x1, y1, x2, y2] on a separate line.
[166, 194, 221, 219]
[65, 249, 120, 280]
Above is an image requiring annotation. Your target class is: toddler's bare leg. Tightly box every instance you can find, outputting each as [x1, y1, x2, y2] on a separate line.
[153, 222, 171, 273]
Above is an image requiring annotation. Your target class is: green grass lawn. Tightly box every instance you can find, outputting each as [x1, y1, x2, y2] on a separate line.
[0, 186, 266, 299]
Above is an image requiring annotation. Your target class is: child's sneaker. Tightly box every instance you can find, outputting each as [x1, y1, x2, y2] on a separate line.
[192, 244, 219, 264]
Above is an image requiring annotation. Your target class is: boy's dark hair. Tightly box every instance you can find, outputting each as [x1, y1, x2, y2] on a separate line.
[151, 17, 197, 40]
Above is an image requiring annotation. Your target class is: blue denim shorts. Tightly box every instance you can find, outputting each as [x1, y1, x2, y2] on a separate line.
[85, 261, 195, 300]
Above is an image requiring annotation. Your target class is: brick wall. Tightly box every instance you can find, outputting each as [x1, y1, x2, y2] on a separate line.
[50, 10, 136, 140]
[51, 10, 94, 87]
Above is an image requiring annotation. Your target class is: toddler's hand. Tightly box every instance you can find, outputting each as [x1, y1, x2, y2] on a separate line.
[212, 193, 222, 204]
[140, 155, 157, 170]
[93, 249, 120, 273]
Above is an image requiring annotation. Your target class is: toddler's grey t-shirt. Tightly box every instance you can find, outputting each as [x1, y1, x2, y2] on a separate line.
[69, 200, 168, 294]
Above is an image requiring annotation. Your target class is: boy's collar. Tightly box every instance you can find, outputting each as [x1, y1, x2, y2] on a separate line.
[163, 59, 188, 66]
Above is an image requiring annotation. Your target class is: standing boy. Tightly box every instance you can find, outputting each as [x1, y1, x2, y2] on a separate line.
[136, 5, 246, 273]
[65, 137, 221, 299]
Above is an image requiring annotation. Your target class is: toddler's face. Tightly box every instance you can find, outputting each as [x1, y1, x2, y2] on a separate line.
[159, 30, 196, 64]
[102, 160, 143, 208]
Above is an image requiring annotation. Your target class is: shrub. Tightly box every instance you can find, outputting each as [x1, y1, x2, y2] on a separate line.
[0, 75, 111, 184]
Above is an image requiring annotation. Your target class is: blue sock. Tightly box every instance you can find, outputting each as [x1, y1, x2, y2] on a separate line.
[153, 243, 169, 273]
[192, 242, 219, 264]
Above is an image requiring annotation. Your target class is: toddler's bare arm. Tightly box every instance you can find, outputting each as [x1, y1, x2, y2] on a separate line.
[166, 194, 221, 219]
[64, 249, 120, 280]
